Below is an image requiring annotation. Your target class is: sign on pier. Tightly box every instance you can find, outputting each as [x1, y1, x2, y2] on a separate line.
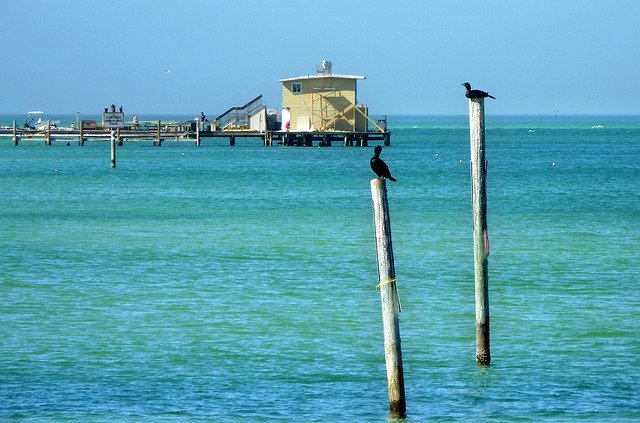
[103, 112, 125, 128]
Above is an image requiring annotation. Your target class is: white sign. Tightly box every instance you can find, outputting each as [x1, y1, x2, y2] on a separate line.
[103, 112, 125, 128]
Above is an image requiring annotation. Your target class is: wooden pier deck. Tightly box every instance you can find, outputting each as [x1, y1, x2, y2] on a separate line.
[0, 124, 391, 147]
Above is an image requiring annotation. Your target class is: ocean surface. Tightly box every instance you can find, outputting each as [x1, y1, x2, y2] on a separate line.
[1, 114, 639, 421]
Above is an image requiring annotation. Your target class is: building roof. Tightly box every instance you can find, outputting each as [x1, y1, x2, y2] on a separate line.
[279, 73, 365, 83]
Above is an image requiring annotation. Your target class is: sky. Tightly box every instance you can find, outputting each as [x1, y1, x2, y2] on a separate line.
[1, 0, 639, 116]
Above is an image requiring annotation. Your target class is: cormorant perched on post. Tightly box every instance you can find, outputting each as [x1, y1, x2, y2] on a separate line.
[462, 82, 496, 99]
[370, 145, 397, 182]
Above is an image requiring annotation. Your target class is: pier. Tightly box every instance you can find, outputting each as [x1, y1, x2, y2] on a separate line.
[2, 62, 393, 148]
[1, 121, 390, 147]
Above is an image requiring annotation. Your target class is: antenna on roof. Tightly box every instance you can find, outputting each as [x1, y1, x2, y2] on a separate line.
[316, 60, 332, 75]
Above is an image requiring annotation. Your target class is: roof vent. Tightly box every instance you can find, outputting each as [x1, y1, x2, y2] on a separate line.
[316, 60, 332, 75]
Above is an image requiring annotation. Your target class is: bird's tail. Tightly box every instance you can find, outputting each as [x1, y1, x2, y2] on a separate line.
[388, 176, 397, 182]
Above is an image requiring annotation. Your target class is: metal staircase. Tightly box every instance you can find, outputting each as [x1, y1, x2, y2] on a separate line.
[215, 95, 264, 130]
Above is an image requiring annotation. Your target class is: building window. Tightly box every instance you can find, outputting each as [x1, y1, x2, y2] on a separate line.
[292, 83, 302, 94]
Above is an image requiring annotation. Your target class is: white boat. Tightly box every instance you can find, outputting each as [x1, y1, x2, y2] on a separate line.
[25, 111, 60, 130]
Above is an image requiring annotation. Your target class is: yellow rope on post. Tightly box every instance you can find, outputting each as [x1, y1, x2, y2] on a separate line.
[376, 278, 396, 290]
[376, 278, 402, 313]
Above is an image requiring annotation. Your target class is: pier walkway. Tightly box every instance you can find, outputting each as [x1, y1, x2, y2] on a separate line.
[0, 122, 390, 147]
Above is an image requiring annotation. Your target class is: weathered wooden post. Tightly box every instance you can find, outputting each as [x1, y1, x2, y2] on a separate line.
[12, 120, 18, 146]
[110, 129, 116, 168]
[78, 121, 84, 146]
[103, 108, 124, 160]
[370, 178, 406, 417]
[117, 128, 122, 146]
[196, 122, 201, 146]
[46, 120, 52, 146]
[156, 120, 162, 146]
[468, 97, 490, 365]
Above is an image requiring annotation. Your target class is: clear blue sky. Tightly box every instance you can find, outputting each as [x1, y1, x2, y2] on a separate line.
[2, 0, 638, 116]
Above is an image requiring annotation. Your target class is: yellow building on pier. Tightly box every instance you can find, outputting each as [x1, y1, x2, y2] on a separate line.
[279, 61, 382, 133]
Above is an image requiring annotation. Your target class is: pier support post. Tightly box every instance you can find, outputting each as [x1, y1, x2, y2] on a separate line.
[79, 121, 84, 146]
[230, 135, 235, 146]
[196, 123, 201, 146]
[384, 132, 391, 146]
[110, 129, 116, 168]
[156, 120, 162, 146]
[46, 120, 52, 146]
[370, 178, 406, 418]
[117, 128, 122, 146]
[468, 97, 490, 365]
[12, 120, 18, 146]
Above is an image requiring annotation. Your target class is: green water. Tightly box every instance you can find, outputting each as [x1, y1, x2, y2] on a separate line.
[1, 115, 639, 421]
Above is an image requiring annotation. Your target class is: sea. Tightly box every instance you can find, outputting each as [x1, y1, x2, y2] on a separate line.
[1, 114, 639, 421]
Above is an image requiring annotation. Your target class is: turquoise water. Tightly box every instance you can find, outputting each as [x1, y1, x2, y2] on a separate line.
[1, 115, 639, 421]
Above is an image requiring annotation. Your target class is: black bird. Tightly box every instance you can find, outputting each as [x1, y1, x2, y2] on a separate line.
[370, 145, 397, 182]
[462, 82, 496, 99]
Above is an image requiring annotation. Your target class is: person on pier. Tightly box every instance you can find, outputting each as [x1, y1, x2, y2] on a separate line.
[200, 112, 207, 131]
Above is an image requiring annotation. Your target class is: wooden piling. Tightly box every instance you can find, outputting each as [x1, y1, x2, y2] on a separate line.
[12, 120, 18, 146]
[79, 121, 84, 146]
[370, 178, 406, 417]
[46, 120, 51, 146]
[110, 129, 116, 168]
[196, 123, 201, 146]
[468, 97, 490, 365]
[230, 135, 235, 146]
[156, 120, 162, 146]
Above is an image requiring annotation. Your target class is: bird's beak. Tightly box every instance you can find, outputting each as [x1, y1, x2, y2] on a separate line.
[461, 83, 465, 86]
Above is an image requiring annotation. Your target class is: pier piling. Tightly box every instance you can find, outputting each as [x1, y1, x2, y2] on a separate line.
[79, 121, 84, 146]
[110, 129, 116, 168]
[370, 178, 406, 417]
[12, 121, 18, 146]
[46, 120, 51, 146]
[468, 97, 491, 365]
